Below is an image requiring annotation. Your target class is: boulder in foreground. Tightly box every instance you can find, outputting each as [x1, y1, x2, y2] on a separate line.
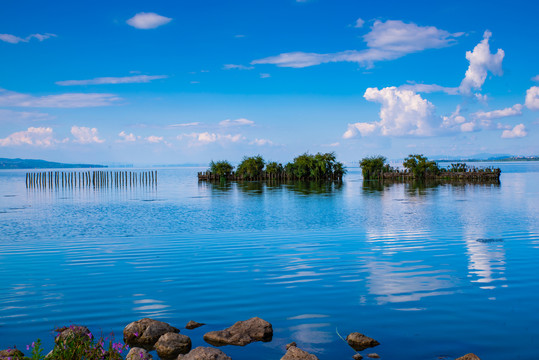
[346, 332, 380, 351]
[126, 347, 153, 360]
[280, 343, 319, 360]
[0, 348, 25, 359]
[155, 332, 192, 359]
[177, 346, 232, 360]
[55, 325, 91, 343]
[203, 317, 273, 346]
[124, 318, 180, 350]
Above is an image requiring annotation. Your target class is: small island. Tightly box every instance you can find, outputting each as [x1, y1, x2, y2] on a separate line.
[198, 152, 346, 181]
[360, 154, 501, 182]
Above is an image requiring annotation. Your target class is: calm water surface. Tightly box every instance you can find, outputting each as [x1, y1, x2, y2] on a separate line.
[1, 163, 539, 359]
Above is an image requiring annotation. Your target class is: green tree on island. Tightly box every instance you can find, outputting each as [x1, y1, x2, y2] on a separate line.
[403, 154, 440, 178]
[236, 155, 265, 179]
[265, 161, 284, 175]
[209, 160, 234, 176]
[360, 155, 391, 179]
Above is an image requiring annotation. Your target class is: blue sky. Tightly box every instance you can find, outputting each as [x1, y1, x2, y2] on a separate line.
[0, 0, 538, 165]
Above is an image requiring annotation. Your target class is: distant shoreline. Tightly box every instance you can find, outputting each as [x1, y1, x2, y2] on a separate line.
[0, 158, 107, 170]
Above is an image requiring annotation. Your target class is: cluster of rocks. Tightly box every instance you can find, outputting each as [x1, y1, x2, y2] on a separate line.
[0, 318, 482, 360]
[122, 317, 275, 360]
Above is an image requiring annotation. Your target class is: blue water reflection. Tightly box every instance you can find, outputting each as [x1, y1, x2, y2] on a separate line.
[0, 163, 539, 359]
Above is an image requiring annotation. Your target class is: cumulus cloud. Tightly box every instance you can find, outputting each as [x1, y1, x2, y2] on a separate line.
[344, 87, 436, 139]
[525, 86, 539, 110]
[117, 131, 137, 142]
[71, 126, 105, 144]
[178, 132, 244, 145]
[146, 135, 164, 143]
[354, 18, 365, 28]
[501, 124, 527, 138]
[473, 104, 523, 120]
[250, 138, 273, 146]
[253, 20, 461, 68]
[0, 33, 56, 44]
[56, 75, 168, 86]
[441, 105, 476, 132]
[0, 127, 62, 147]
[127, 12, 172, 29]
[219, 118, 254, 127]
[223, 64, 255, 70]
[343, 122, 377, 139]
[459, 31, 504, 95]
[0, 88, 121, 108]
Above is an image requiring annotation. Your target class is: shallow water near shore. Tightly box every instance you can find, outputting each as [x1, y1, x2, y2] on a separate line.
[1, 162, 539, 359]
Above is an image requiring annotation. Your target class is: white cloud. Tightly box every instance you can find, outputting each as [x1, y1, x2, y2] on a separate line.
[441, 105, 470, 131]
[473, 104, 523, 120]
[223, 64, 255, 70]
[343, 122, 377, 139]
[146, 135, 164, 143]
[0, 88, 121, 108]
[525, 86, 539, 110]
[344, 87, 436, 139]
[168, 122, 201, 127]
[0, 33, 56, 44]
[398, 83, 459, 95]
[459, 31, 504, 95]
[0, 127, 57, 147]
[532, 75, 539, 82]
[260, 73, 271, 78]
[127, 12, 172, 29]
[117, 131, 136, 142]
[71, 126, 105, 144]
[0, 109, 51, 122]
[250, 138, 273, 146]
[501, 124, 527, 138]
[354, 18, 365, 28]
[178, 132, 245, 145]
[56, 75, 168, 86]
[219, 118, 254, 127]
[253, 20, 461, 68]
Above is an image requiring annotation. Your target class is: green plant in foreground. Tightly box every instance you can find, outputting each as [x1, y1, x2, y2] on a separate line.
[17, 326, 128, 360]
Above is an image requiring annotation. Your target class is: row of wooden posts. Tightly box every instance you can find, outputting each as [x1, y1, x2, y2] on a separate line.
[26, 170, 157, 189]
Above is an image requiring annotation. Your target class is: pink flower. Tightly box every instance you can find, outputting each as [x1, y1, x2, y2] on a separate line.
[134, 332, 139, 337]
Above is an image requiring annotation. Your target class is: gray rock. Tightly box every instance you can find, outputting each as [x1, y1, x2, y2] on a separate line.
[126, 347, 153, 360]
[124, 318, 180, 350]
[280, 344, 319, 360]
[155, 332, 192, 359]
[55, 325, 91, 343]
[177, 346, 232, 360]
[366, 354, 380, 359]
[0, 348, 25, 359]
[352, 354, 363, 360]
[203, 317, 273, 346]
[186, 321, 205, 330]
[346, 332, 380, 351]
[456, 354, 481, 360]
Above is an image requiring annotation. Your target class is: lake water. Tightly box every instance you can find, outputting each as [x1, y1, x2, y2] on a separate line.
[1, 163, 539, 359]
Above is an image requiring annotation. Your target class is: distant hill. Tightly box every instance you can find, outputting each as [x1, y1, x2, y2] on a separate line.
[433, 154, 539, 162]
[0, 158, 107, 169]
